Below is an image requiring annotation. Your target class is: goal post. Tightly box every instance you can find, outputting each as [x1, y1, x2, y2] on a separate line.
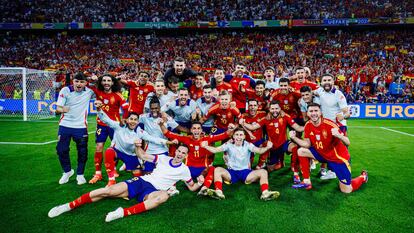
[0, 67, 56, 121]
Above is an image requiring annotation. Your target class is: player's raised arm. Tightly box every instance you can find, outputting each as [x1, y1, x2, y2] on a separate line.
[331, 127, 350, 146]
[289, 130, 311, 148]
[251, 141, 273, 154]
[185, 175, 205, 192]
[134, 140, 157, 162]
[200, 141, 224, 154]
[239, 118, 261, 131]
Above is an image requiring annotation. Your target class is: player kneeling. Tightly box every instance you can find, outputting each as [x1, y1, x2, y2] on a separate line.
[48, 144, 203, 222]
[290, 103, 368, 193]
[201, 128, 280, 201]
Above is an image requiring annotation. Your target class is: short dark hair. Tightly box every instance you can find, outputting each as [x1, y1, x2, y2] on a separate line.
[168, 76, 179, 84]
[236, 62, 245, 67]
[264, 66, 275, 72]
[73, 72, 86, 81]
[177, 143, 189, 152]
[138, 71, 150, 77]
[256, 80, 265, 87]
[215, 66, 225, 72]
[279, 77, 290, 84]
[248, 98, 258, 104]
[203, 84, 212, 90]
[321, 73, 335, 80]
[150, 95, 161, 106]
[191, 121, 202, 128]
[196, 72, 204, 77]
[269, 100, 280, 107]
[178, 87, 189, 93]
[300, 85, 312, 93]
[174, 57, 185, 63]
[307, 102, 321, 111]
[128, 112, 140, 118]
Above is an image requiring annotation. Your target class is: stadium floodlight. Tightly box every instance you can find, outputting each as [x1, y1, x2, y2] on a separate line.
[0, 67, 56, 121]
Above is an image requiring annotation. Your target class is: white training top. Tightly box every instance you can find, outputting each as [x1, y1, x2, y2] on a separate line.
[56, 85, 94, 129]
[97, 110, 167, 155]
[161, 99, 197, 123]
[196, 97, 216, 127]
[141, 156, 192, 191]
[265, 79, 280, 90]
[315, 87, 348, 126]
[299, 96, 321, 113]
[139, 113, 179, 154]
[144, 93, 172, 113]
[221, 141, 255, 170]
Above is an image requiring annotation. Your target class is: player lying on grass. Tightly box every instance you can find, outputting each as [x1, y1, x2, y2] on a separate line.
[200, 128, 280, 201]
[159, 119, 236, 196]
[93, 100, 176, 187]
[290, 103, 368, 193]
[48, 144, 203, 222]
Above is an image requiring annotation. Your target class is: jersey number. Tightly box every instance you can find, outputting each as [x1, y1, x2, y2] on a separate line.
[194, 150, 200, 157]
[96, 128, 102, 135]
[137, 95, 144, 101]
[316, 141, 324, 150]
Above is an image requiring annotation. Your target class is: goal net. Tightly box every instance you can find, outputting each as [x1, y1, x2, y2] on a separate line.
[0, 67, 56, 121]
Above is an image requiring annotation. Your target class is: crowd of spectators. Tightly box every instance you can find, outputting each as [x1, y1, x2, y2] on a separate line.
[1, 29, 413, 103]
[1, 0, 413, 23]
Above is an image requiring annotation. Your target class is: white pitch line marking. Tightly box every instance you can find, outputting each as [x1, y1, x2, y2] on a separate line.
[380, 127, 414, 137]
[0, 131, 95, 145]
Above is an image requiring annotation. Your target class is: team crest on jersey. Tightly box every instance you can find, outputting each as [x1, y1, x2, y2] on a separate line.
[316, 135, 320, 140]
[284, 100, 288, 104]
[322, 130, 328, 139]
[139, 90, 143, 94]
[195, 146, 199, 150]
[103, 99, 109, 104]
[275, 123, 279, 127]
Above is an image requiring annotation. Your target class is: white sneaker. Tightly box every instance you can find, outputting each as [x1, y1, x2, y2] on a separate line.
[167, 186, 180, 197]
[105, 207, 124, 222]
[76, 175, 87, 185]
[197, 186, 208, 196]
[207, 189, 225, 200]
[321, 170, 337, 180]
[59, 169, 74, 184]
[260, 190, 280, 201]
[48, 203, 71, 218]
[119, 163, 126, 171]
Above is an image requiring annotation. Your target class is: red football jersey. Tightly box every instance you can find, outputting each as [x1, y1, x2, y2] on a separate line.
[241, 111, 267, 143]
[229, 77, 251, 109]
[290, 80, 319, 91]
[304, 118, 350, 163]
[216, 82, 233, 94]
[90, 86, 126, 126]
[258, 114, 295, 148]
[205, 104, 241, 129]
[164, 131, 229, 167]
[189, 85, 203, 100]
[270, 90, 301, 119]
[126, 81, 154, 115]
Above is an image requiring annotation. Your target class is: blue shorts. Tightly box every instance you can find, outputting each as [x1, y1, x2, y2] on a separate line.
[114, 148, 142, 171]
[294, 118, 305, 126]
[228, 169, 252, 184]
[268, 141, 291, 165]
[125, 177, 157, 202]
[95, 125, 114, 143]
[189, 166, 207, 179]
[309, 147, 352, 185]
[143, 152, 168, 172]
[210, 127, 226, 135]
[339, 126, 348, 134]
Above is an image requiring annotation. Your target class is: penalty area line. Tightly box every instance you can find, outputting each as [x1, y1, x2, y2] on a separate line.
[0, 131, 95, 145]
[380, 127, 414, 137]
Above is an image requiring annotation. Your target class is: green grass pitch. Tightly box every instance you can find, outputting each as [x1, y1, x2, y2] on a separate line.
[0, 117, 413, 233]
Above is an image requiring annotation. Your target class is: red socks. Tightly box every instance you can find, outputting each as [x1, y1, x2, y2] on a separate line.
[94, 152, 103, 172]
[298, 156, 311, 179]
[69, 192, 92, 209]
[351, 175, 365, 191]
[123, 202, 147, 216]
[291, 146, 299, 173]
[261, 183, 269, 192]
[214, 181, 223, 191]
[204, 167, 215, 188]
[257, 150, 269, 168]
[104, 148, 116, 179]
